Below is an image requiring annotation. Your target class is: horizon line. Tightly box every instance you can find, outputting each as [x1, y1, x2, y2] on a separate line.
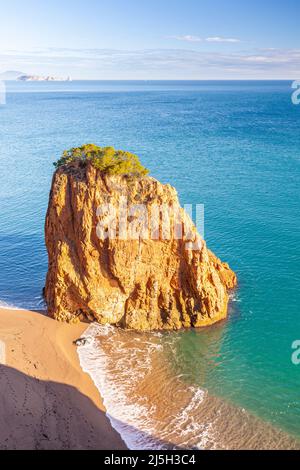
[2, 78, 297, 82]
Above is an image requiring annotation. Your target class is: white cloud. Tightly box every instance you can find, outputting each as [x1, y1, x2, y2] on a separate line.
[205, 36, 241, 43]
[171, 35, 203, 43]
[171, 35, 241, 44]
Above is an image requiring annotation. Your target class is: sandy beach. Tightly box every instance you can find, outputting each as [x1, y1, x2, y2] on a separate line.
[0, 308, 127, 450]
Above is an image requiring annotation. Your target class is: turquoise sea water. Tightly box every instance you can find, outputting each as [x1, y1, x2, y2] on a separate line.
[1, 81, 300, 446]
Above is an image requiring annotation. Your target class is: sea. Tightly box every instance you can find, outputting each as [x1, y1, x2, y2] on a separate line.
[0, 80, 300, 449]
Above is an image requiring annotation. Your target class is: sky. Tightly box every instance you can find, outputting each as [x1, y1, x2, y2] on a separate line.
[0, 0, 300, 79]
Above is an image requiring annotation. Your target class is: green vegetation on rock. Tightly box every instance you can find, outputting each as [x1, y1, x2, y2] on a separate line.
[54, 144, 149, 177]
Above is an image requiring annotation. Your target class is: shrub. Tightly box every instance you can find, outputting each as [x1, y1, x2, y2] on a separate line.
[54, 144, 149, 177]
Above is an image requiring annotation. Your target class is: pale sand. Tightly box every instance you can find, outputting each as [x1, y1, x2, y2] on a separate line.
[0, 308, 127, 450]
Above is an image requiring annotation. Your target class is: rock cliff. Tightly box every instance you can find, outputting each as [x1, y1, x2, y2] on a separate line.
[45, 162, 237, 330]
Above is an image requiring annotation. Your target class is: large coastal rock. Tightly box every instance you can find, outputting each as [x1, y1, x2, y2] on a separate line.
[45, 163, 237, 330]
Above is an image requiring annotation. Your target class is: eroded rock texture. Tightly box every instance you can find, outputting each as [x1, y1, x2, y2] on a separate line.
[45, 163, 237, 330]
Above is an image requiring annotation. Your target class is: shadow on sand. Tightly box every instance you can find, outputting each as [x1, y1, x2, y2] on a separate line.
[0, 364, 187, 451]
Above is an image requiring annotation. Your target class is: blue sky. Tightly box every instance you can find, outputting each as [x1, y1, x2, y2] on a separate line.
[0, 0, 299, 79]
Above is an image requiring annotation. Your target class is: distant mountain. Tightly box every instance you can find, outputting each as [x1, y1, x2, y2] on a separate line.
[0, 70, 26, 80]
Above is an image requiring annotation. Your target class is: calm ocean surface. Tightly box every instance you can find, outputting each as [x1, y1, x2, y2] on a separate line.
[1, 81, 300, 448]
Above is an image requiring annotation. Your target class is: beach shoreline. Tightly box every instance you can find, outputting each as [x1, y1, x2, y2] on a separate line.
[76, 323, 300, 451]
[0, 307, 127, 450]
[1, 307, 300, 451]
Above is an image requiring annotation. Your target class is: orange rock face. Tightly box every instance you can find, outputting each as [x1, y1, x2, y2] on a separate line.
[45, 163, 237, 330]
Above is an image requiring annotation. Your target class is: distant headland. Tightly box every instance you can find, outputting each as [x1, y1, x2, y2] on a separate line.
[0, 71, 72, 82]
[17, 75, 72, 82]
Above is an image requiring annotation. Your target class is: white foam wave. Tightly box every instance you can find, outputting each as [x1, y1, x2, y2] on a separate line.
[77, 323, 215, 450]
[229, 292, 242, 303]
[77, 324, 165, 449]
[0, 300, 21, 310]
[0, 296, 46, 311]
